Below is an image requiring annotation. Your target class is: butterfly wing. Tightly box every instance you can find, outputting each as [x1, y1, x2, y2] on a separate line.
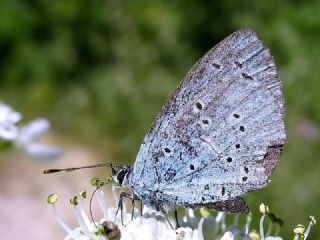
[131, 29, 286, 211]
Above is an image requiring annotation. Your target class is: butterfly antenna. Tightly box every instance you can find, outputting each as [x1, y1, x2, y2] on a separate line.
[43, 163, 122, 174]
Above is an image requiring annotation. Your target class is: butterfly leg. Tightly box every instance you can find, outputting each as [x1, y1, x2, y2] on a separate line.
[174, 208, 180, 228]
[115, 192, 137, 224]
[140, 201, 143, 216]
[115, 192, 130, 225]
[131, 199, 135, 220]
[163, 212, 175, 230]
[115, 193, 124, 225]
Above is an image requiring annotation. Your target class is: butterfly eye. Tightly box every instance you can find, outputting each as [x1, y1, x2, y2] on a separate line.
[115, 167, 131, 186]
[116, 169, 127, 185]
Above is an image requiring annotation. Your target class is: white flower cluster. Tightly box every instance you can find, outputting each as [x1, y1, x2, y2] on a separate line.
[48, 185, 205, 240]
[0, 102, 62, 161]
[48, 181, 316, 240]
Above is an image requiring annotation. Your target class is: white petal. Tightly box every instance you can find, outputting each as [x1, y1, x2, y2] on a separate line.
[121, 215, 176, 240]
[219, 231, 234, 240]
[0, 102, 22, 124]
[23, 143, 62, 161]
[8, 111, 22, 123]
[0, 124, 18, 140]
[0, 102, 21, 140]
[265, 237, 283, 240]
[142, 205, 158, 216]
[176, 227, 193, 240]
[16, 118, 50, 144]
[195, 218, 204, 240]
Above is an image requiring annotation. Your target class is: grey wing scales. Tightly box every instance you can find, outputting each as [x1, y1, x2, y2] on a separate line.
[131, 29, 286, 211]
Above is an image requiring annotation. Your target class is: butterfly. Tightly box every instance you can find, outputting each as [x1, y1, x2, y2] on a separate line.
[45, 28, 286, 226]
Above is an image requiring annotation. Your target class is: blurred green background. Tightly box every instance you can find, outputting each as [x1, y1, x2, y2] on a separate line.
[0, 0, 319, 239]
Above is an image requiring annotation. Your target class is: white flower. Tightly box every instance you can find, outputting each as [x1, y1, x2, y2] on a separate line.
[0, 102, 22, 140]
[0, 102, 62, 161]
[48, 183, 315, 240]
[49, 185, 205, 240]
[15, 118, 62, 161]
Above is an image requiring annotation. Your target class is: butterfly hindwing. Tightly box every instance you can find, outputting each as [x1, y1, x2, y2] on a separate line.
[131, 29, 286, 211]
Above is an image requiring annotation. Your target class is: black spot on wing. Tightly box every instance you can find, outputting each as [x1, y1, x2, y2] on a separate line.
[234, 61, 242, 68]
[164, 147, 171, 153]
[212, 63, 221, 69]
[233, 113, 240, 118]
[195, 102, 203, 110]
[221, 186, 226, 196]
[242, 72, 253, 80]
[202, 119, 209, 124]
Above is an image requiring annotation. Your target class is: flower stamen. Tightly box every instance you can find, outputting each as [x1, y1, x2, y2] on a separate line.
[47, 194, 72, 234]
[70, 196, 92, 238]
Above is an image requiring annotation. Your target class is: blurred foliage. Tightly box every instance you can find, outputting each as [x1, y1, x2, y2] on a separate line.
[0, 0, 320, 238]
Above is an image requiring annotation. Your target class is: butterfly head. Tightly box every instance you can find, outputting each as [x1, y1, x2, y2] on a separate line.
[111, 165, 132, 186]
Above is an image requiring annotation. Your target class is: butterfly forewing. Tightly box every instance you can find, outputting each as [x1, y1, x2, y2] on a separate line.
[131, 29, 286, 210]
